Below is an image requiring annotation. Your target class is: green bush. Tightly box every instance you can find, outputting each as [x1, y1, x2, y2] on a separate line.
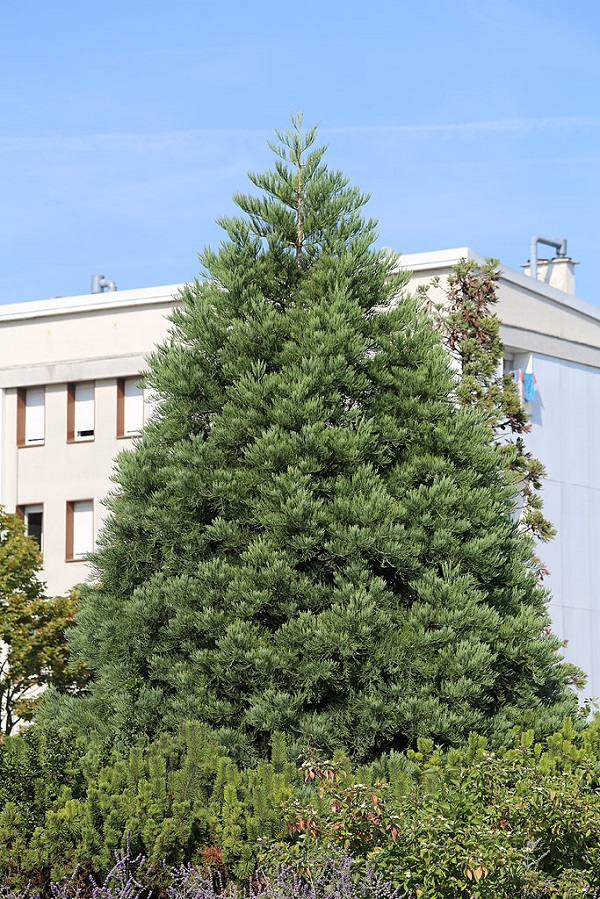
[267, 719, 600, 897]
[3, 719, 600, 895]
[0, 724, 298, 889]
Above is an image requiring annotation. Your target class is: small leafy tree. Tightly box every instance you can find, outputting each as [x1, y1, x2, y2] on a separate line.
[45, 117, 578, 760]
[0, 507, 87, 733]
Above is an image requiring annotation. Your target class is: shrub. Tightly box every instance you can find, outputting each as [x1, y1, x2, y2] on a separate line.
[0, 726, 297, 890]
[269, 722, 600, 897]
[3, 720, 600, 896]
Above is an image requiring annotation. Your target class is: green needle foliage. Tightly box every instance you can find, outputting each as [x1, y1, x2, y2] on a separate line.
[424, 257, 556, 546]
[43, 116, 579, 761]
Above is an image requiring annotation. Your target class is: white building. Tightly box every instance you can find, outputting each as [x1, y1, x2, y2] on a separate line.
[0, 283, 179, 595]
[1, 250, 599, 697]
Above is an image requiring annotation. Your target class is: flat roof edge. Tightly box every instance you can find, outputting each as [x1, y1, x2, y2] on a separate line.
[2, 247, 598, 325]
[0, 283, 184, 322]
[397, 248, 600, 324]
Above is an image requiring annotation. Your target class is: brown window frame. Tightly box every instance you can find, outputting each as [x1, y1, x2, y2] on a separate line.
[17, 386, 45, 447]
[67, 382, 95, 443]
[65, 499, 94, 562]
[116, 377, 144, 438]
[17, 503, 44, 551]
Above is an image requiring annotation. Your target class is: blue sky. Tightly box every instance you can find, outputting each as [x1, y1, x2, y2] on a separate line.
[1, 0, 599, 305]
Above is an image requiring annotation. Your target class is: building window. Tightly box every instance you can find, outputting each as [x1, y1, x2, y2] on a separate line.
[117, 377, 144, 437]
[17, 504, 43, 550]
[504, 352, 536, 404]
[66, 500, 94, 560]
[17, 387, 45, 446]
[67, 383, 95, 442]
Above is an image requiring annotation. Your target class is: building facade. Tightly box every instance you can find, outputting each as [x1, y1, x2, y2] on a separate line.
[0, 284, 179, 595]
[1, 251, 599, 697]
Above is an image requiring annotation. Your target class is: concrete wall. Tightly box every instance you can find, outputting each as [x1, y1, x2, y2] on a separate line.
[525, 353, 600, 693]
[401, 248, 600, 369]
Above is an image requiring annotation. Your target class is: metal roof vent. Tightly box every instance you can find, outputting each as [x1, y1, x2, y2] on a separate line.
[528, 236, 567, 280]
[522, 237, 578, 295]
[91, 274, 117, 294]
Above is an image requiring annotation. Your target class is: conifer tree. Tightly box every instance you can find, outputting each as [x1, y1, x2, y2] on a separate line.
[423, 258, 555, 544]
[43, 117, 579, 761]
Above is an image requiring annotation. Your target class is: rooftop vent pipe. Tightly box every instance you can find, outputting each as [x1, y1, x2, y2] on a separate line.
[91, 274, 117, 293]
[529, 236, 567, 280]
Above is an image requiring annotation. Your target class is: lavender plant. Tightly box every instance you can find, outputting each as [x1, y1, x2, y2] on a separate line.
[170, 853, 404, 899]
[0, 852, 405, 899]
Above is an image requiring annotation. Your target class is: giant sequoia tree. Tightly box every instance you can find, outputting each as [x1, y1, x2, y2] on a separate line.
[44, 118, 578, 761]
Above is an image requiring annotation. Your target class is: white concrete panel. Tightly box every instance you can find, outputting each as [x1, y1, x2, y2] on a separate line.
[589, 611, 600, 701]
[559, 483, 590, 611]
[0, 388, 4, 507]
[589, 493, 600, 616]
[539, 478, 563, 632]
[585, 498, 600, 703]
[562, 606, 593, 688]
[0, 292, 177, 371]
[547, 595, 565, 644]
[559, 363, 589, 489]
[588, 373, 600, 491]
